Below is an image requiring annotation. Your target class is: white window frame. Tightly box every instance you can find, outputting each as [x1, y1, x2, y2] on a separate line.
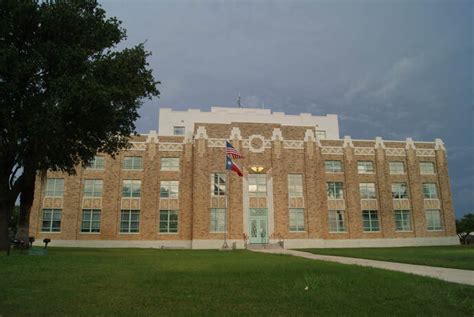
[394, 210, 412, 232]
[389, 161, 405, 174]
[173, 126, 185, 136]
[87, 156, 105, 170]
[83, 179, 103, 198]
[120, 209, 140, 233]
[211, 173, 226, 196]
[315, 130, 327, 140]
[327, 182, 344, 199]
[422, 183, 438, 199]
[324, 160, 342, 173]
[159, 210, 178, 233]
[362, 210, 380, 232]
[160, 181, 179, 199]
[359, 183, 377, 199]
[288, 174, 303, 197]
[210, 208, 226, 232]
[289, 208, 305, 232]
[81, 209, 101, 233]
[160, 157, 179, 171]
[426, 209, 443, 231]
[123, 156, 143, 170]
[44, 178, 64, 197]
[357, 161, 374, 174]
[248, 174, 267, 197]
[420, 162, 436, 175]
[122, 180, 141, 198]
[392, 183, 409, 199]
[41, 209, 61, 232]
[328, 210, 346, 233]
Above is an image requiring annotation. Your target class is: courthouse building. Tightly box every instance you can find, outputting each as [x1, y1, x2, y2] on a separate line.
[29, 107, 458, 249]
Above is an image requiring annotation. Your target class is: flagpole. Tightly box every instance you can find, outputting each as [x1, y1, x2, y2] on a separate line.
[222, 167, 229, 249]
[222, 149, 229, 249]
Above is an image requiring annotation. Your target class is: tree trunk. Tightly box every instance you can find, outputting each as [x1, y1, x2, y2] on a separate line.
[0, 197, 14, 251]
[15, 170, 36, 246]
[0, 208, 11, 251]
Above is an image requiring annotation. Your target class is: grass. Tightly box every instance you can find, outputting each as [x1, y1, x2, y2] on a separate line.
[300, 245, 474, 270]
[0, 248, 473, 316]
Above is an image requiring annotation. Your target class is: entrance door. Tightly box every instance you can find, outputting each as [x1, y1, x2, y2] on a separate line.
[249, 208, 268, 244]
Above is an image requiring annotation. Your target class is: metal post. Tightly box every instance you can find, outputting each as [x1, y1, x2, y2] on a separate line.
[222, 169, 229, 249]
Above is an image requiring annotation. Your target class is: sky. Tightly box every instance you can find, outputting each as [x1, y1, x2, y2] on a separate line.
[102, 0, 473, 218]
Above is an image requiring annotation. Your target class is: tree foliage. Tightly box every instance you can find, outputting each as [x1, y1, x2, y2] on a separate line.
[0, 0, 159, 250]
[456, 213, 474, 234]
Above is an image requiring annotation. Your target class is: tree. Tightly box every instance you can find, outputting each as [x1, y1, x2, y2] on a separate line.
[456, 213, 474, 234]
[456, 213, 474, 245]
[0, 0, 159, 250]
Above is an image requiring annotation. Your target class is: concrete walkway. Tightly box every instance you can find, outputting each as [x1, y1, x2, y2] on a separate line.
[253, 249, 474, 286]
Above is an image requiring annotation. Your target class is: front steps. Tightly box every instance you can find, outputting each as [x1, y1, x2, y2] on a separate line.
[246, 242, 284, 250]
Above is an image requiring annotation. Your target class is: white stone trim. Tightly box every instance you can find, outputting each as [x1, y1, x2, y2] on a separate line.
[284, 236, 459, 249]
[192, 239, 245, 249]
[321, 146, 344, 155]
[45, 240, 192, 249]
[283, 140, 305, 149]
[354, 147, 375, 155]
[159, 143, 184, 152]
[386, 148, 406, 156]
[130, 142, 147, 151]
[208, 139, 226, 148]
[416, 149, 435, 157]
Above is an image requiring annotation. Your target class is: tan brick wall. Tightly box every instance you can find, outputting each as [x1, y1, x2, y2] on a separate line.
[29, 124, 456, 246]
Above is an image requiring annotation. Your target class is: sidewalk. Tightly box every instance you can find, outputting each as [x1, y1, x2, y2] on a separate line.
[253, 249, 474, 286]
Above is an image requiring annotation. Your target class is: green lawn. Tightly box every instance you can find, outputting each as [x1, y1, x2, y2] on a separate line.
[301, 245, 474, 270]
[0, 248, 473, 316]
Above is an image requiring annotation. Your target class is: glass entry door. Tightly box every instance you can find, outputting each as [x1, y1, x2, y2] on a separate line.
[249, 208, 268, 244]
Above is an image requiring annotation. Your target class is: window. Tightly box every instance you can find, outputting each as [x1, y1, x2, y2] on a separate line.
[248, 174, 267, 197]
[316, 130, 326, 140]
[83, 179, 103, 197]
[120, 210, 140, 233]
[160, 181, 179, 198]
[389, 161, 405, 174]
[288, 174, 303, 197]
[362, 210, 380, 232]
[123, 156, 143, 170]
[160, 157, 179, 171]
[41, 209, 61, 232]
[44, 178, 64, 197]
[422, 183, 438, 199]
[210, 208, 226, 232]
[87, 156, 105, 169]
[122, 180, 141, 198]
[357, 161, 374, 174]
[420, 162, 435, 175]
[173, 126, 185, 136]
[327, 182, 344, 199]
[289, 208, 305, 232]
[359, 183, 377, 199]
[426, 209, 442, 231]
[211, 173, 226, 196]
[160, 210, 178, 233]
[328, 210, 346, 232]
[81, 209, 101, 233]
[392, 183, 408, 199]
[394, 210, 412, 231]
[325, 160, 342, 173]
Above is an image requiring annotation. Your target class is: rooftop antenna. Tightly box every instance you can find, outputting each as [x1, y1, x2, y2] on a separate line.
[237, 93, 242, 108]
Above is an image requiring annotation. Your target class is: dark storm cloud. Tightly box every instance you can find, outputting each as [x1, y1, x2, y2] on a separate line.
[102, 0, 472, 217]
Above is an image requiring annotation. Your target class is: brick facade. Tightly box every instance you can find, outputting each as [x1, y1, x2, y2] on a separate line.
[29, 121, 458, 249]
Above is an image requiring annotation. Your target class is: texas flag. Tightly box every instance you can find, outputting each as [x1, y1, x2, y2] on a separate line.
[226, 141, 244, 159]
[226, 156, 243, 177]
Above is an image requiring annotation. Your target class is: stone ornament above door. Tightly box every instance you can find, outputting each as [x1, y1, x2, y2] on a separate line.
[248, 135, 265, 153]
